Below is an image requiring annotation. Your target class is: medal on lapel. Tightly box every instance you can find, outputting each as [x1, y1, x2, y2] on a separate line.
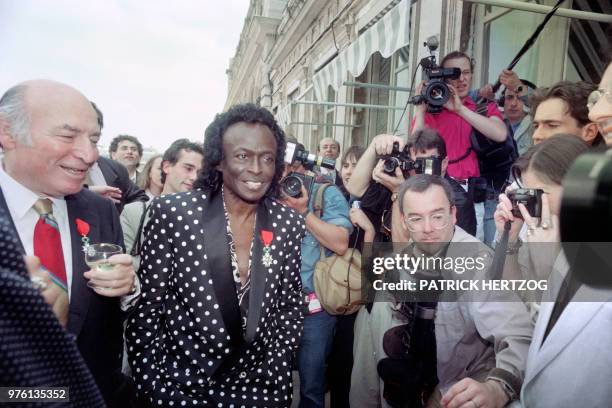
[76, 218, 91, 253]
[261, 230, 274, 267]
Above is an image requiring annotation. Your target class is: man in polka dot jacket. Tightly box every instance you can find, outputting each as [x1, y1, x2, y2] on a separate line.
[127, 104, 306, 407]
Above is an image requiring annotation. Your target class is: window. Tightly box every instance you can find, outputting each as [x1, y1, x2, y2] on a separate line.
[324, 85, 336, 139]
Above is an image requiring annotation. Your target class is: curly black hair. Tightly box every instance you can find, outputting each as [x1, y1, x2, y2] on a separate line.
[193, 103, 286, 198]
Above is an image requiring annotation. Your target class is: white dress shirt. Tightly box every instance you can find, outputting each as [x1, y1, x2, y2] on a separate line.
[88, 161, 107, 186]
[0, 162, 74, 299]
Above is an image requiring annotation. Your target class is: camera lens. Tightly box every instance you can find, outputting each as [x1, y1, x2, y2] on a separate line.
[425, 82, 450, 107]
[280, 175, 303, 198]
[383, 158, 400, 174]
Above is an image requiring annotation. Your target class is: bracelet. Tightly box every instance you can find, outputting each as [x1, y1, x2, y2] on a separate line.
[506, 239, 522, 255]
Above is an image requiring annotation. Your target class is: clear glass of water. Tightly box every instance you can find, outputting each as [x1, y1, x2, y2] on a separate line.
[84, 243, 123, 290]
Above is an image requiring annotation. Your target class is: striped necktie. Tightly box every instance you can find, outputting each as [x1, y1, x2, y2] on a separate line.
[33, 198, 68, 291]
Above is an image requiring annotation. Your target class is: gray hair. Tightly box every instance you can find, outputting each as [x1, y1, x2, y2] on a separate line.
[0, 84, 31, 145]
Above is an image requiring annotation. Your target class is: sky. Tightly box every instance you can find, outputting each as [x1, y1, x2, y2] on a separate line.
[0, 0, 250, 153]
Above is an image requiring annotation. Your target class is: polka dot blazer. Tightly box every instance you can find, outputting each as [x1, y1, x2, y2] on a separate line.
[127, 189, 305, 407]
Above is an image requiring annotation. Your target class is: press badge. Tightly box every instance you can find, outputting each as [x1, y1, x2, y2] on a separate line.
[307, 293, 322, 314]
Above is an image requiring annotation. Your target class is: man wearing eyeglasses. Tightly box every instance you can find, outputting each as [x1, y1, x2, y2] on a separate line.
[393, 174, 533, 408]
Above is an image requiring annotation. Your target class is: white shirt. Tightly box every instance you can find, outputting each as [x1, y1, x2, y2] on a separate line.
[88, 161, 107, 186]
[0, 161, 74, 298]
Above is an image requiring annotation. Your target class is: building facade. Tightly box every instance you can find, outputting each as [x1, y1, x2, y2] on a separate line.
[225, 0, 611, 155]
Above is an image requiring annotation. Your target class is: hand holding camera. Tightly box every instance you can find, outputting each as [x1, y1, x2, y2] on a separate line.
[372, 160, 405, 194]
[280, 183, 309, 215]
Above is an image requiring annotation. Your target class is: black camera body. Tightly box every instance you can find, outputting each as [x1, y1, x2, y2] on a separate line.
[410, 57, 461, 114]
[507, 188, 543, 218]
[284, 142, 336, 171]
[280, 172, 314, 198]
[380, 142, 442, 177]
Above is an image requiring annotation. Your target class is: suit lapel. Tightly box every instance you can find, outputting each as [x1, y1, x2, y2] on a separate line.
[200, 189, 244, 350]
[65, 193, 98, 336]
[524, 252, 612, 385]
[98, 158, 119, 187]
[245, 199, 271, 343]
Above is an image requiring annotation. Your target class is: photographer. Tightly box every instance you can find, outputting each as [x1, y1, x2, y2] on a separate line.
[409, 129, 477, 236]
[411, 51, 507, 183]
[588, 62, 612, 145]
[493, 134, 612, 407]
[280, 145, 352, 408]
[390, 175, 532, 408]
[345, 134, 411, 244]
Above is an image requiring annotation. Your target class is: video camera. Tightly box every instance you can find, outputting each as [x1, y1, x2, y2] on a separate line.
[379, 142, 442, 177]
[409, 37, 461, 114]
[281, 142, 336, 198]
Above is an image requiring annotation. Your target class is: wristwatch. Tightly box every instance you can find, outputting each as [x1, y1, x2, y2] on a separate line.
[390, 192, 399, 203]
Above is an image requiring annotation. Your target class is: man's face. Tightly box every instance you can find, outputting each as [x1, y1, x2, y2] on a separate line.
[503, 89, 526, 124]
[0, 82, 100, 197]
[162, 150, 203, 194]
[409, 147, 448, 176]
[218, 122, 277, 204]
[443, 57, 472, 99]
[532, 97, 596, 145]
[588, 64, 612, 145]
[111, 140, 140, 168]
[401, 185, 456, 254]
[318, 137, 340, 160]
[340, 154, 358, 186]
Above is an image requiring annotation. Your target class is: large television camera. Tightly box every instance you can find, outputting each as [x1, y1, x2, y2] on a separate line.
[379, 142, 442, 177]
[409, 37, 461, 114]
[560, 151, 612, 287]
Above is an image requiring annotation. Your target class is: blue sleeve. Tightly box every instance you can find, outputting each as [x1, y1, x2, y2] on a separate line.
[468, 88, 479, 101]
[320, 185, 353, 234]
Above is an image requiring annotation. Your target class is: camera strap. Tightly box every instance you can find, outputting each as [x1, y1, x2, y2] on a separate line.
[489, 221, 512, 280]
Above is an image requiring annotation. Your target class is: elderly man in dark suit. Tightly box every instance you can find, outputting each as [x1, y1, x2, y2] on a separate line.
[0, 79, 137, 407]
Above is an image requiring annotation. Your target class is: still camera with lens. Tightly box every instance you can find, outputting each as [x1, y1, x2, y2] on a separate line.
[281, 142, 336, 198]
[380, 142, 442, 177]
[506, 188, 543, 218]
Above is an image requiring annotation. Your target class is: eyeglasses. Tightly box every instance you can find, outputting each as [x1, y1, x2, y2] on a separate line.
[404, 211, 451, 232]
[587, 89, 612, 111]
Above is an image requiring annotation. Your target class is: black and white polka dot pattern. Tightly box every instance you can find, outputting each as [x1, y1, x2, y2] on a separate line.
[0, 208, 105, 407]
[126, 190, 305, 407]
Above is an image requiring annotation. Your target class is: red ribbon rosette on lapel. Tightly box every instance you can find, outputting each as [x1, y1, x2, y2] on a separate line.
[261, 230, 274, 267]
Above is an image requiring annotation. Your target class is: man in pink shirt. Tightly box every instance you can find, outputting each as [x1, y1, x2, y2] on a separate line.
[411, 51, 507, 182]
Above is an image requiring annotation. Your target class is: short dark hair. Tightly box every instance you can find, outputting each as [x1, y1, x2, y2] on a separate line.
[109, 134, 143, 157]
[530, 81, 596, 127]
[517, 133, 589, 186]
[398, 174, 454, 215]
[193, 103, 286, 197]
[408, 129, 447, 160]
[161, 139, 205, 184]
[440, 51, 474, 72]
[341, 145, 365, 165]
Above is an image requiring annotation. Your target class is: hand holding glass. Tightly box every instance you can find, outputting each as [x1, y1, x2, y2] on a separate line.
[84, 243, 123, 290]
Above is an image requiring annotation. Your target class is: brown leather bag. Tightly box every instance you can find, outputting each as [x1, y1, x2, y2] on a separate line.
[312, 184, 363, 315]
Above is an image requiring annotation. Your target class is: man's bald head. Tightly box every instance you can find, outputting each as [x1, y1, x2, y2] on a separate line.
[0, 80, 98, 145]
[0, 80, 100, 197]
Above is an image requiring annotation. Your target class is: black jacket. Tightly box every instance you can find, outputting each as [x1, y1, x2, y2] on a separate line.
[97, 156, 148, 213]
[0, 187, 132, 407]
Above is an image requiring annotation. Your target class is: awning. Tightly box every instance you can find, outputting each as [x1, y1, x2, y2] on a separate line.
[312, 0, 411, 101]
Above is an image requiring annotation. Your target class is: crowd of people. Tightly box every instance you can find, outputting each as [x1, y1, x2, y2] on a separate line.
[0, 50, 611, 408]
